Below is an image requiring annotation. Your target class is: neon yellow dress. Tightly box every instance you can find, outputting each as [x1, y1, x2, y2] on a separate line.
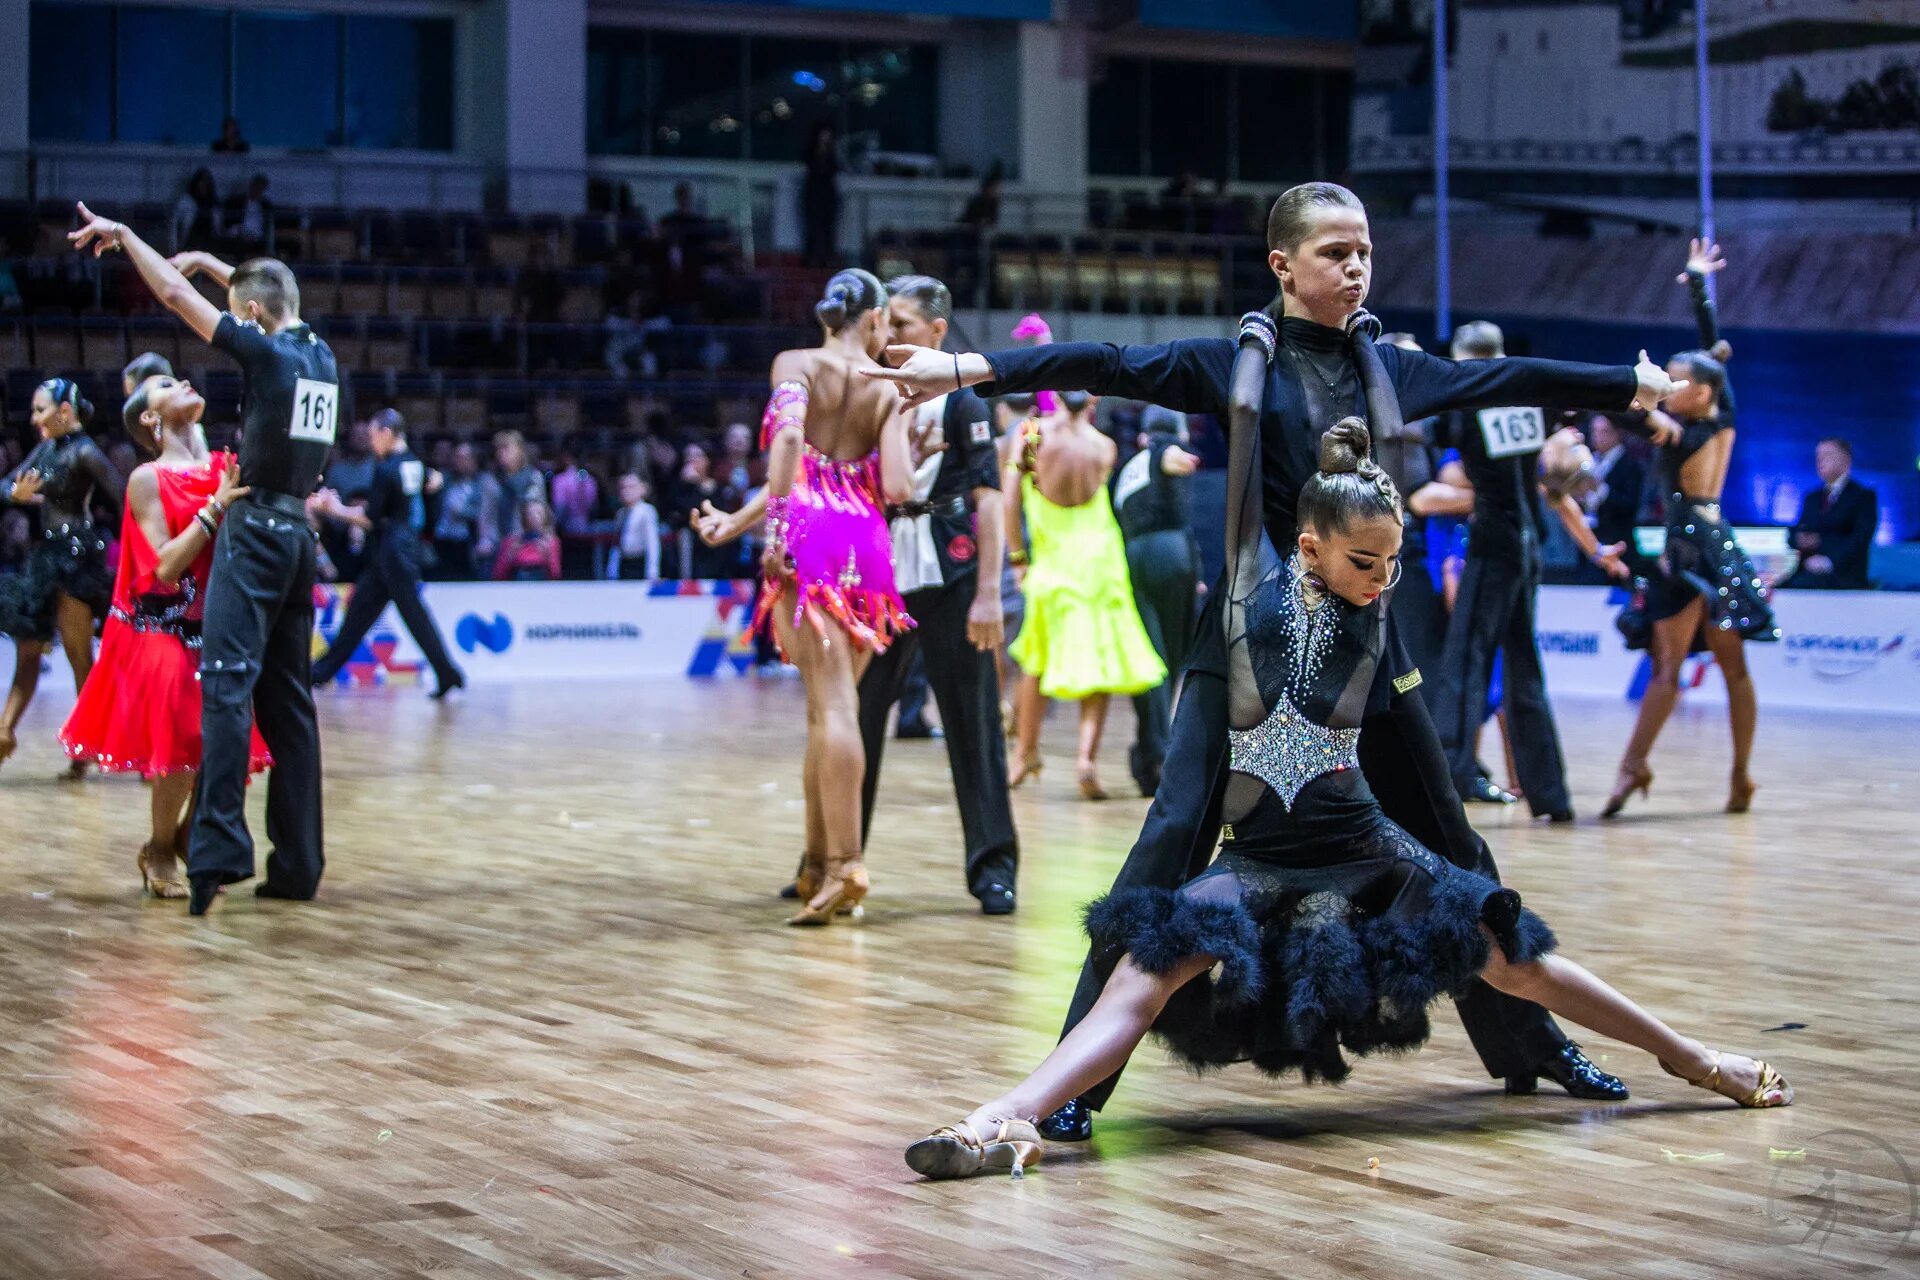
[1009, 471, 1167, 700]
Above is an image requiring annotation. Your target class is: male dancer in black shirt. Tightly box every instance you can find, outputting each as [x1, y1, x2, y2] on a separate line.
[72, 206, 334, 914]
[309, 408, 466, 697]
[871, 183, 1687, 1135]
[1429, 322, 1630, 822]
[850, 276, 1019, 913]
[1111, 406, 1201, 796]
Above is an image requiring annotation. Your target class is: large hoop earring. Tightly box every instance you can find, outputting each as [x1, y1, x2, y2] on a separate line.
[1385, 558, 1404, 591]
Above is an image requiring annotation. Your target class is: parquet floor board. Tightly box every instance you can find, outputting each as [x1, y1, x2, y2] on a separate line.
[0, 676, 1914, 1279]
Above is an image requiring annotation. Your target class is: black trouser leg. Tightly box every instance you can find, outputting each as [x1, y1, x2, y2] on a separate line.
[1390, 527, 1446, 677]
[1436, 556, 1518, 796]
[311, 562, 393, 684]
[1063, 624, 1230, 1112]
[896, 647, 931, 732]
[380, 537, 462, 689]
[253, 535, 325, 896]
[916, 581, 1018, 894]
[1362, 674, 1570, 1078]
[189, 508, 321, 889]
[1498, 564, 1571, 816]
[1125, 532, 1197, 791]
[856, 623, 917, 850]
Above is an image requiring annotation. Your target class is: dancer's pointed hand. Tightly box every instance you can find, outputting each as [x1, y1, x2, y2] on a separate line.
[1631, 350, 1687, 411]
[68, 202, 126, 257]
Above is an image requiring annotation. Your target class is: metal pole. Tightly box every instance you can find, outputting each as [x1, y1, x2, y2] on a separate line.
[1694, 0, 1716, 293]
[1433, 0, 1451, 344]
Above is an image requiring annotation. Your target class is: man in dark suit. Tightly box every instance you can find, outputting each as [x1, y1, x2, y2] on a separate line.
[1784, 437, 1877, 589]
[1577, 412, 1646, 581]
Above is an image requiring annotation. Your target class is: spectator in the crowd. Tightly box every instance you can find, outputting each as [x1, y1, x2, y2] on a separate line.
[1784, 437, 1878, 589]
[211, 116, 250, 153]
[431, 443, 485, 580]
[675, 443, 746, 579]
[643, 435, 680, 503]
[603, 243, 665, 377]
[223, 174, 274, 249]
[171, 168, 221, 252]
[659, 182, 704, 239]
[514, 239, 565, 325]
[959, 170, 1003, 231]
[610, 472, 661, 581]
[1578, 412, 1646, 581]
[479, 429, 547, 548]
[718, 422, 753, 493]
[494, 497, 562, 582]
[549, 438, 601, 579]
[319, 417, 376, 582]
[802, 122, 841, 268]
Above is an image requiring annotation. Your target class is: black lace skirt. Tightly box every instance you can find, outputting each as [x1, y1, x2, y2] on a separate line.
[1646, 501, 1780, 642]
[0, 526, 113, 643]
[1083, 817, 1557, 1085]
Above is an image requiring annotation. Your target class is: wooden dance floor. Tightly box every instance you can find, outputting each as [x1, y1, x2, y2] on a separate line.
[1, 675, 1915, 1279]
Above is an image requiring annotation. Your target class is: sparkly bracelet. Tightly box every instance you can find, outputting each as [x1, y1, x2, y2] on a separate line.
[196, 510, 219, 537]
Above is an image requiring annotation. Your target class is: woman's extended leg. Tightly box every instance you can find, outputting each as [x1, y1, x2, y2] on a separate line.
[1702, 627, 1757, 812]
[1604, 598, 1704, 817]
[1075, 693, 1110, 800]
[140, 772, 197, 899]
[1009, 671, 1046, 786]
[1479, 928, 1790, 1107]
[962, 951, 1215, 1133]
[0, 640, 48, 767]
[778, 607, 872, 924]
[54, 594, 97, 778]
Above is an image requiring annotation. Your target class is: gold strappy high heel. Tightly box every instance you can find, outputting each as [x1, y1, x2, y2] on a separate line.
[1660, 1050, 1793, 1108]
[1008, 754, 1043, 789]
[1076, 762, 1108, 802]
[905, 1116, 1043, 1180]
[1601, 760, 1653, 818]
[787, 855, 868, 926]
[137, 842, 189, 900]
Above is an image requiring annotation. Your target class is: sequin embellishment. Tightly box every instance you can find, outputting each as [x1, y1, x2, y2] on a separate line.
[1228, 690, 1360, 810]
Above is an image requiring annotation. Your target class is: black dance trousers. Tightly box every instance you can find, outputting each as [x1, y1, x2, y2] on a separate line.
[896, 648, 932, 732]
[1391, 524, 1447, 678]
[1125, 530, 1199, 790]
[312, 532, 462, 688]
[858, 576, 1019, 897]
[188, 503, 325, 895]
[1059, 594, 1569, 1109]
[1434, 553, 1571, 816]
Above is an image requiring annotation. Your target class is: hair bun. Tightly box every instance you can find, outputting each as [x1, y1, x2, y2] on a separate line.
[1319, 417, 1372, 475]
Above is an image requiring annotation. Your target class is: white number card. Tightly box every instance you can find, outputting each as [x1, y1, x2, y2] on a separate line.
[290, 378, 339, 444]
[399, 460, 426, 495]
[1112, 448, 1152, 512]
[1476, 406, 1545, 459]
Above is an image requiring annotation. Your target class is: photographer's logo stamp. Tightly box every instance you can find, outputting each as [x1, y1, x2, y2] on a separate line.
[1767, 1129, 1918, 1269]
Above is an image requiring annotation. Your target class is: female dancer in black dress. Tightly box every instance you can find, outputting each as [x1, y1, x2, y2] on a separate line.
[1603, 240, 1779, 818]
[903, 418, 1792, 1180]
[0, 379, 123, 771]
[872, 183, 1682, 1134]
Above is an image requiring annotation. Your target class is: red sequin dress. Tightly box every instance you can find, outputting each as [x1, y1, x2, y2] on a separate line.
[61, 456, 272, 777]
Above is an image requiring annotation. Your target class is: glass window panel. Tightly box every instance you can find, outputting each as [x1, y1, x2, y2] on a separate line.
[846, 43, 937, 157]
[116, 5, 228, 146]
[1088, 56, 1145, 176]
[650, 31, 746, 160]
[1236, 65, 1318, 184]
[234, 11, 340, 149]
[746, 37, 842, 163]
[587, 25, 651, 156]
[1147, 59, 1230, 181]
[344, 16, 453, 150]
[30, 3, 115, 142]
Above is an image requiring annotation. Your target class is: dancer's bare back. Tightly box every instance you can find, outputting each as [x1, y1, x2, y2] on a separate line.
[1029, 417, 1116, 509]
[773, 347, 898, 460]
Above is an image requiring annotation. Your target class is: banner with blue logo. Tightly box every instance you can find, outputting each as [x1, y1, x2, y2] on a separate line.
[311, 580, 760, 684]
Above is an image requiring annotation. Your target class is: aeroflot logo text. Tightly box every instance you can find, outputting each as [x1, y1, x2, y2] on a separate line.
[522, 622, 643, 641]
[1784, 633, 1903, 656]
[1536, 631, 1600, 655]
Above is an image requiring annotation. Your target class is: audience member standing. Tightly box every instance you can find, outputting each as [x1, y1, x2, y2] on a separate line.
[610, 473, 661, 580]
[171, 169, 221, 253]
[801, 123, 841, 268]
[430, 443, 484, 580]
[549, 440, 601, 579]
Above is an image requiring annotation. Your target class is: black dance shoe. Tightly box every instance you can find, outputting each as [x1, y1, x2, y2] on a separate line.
[1468, 776, 1519, 805]
[254, 881, 311, 901]
[1539, 808, 1577, 824]
[976, 883, 1016, 916]
[429, 670, 467, 701]
[1505, 1042, 1629, 1101]
[1038, 1097, 1093, 1142]
[895, 719, 940, 740]
[187, 875, 220, 917]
